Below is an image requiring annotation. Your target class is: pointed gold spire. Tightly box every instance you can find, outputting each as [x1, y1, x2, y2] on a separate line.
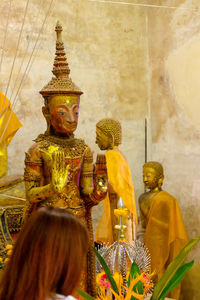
[40, 21, 83, 97]
[52, 21, 70, 79]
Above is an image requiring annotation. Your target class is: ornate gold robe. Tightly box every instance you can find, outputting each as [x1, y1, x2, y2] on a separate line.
[24, 134, 104, 297]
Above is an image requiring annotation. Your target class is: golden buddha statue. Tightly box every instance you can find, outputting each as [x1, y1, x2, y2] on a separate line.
[23, 21, 107, 297]
[139, 161, 189, 299]
[95, 118, 137, 244]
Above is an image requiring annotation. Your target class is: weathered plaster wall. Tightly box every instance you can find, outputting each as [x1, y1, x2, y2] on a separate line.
[148, 1, 200, 298]
[0, 0, 149, 225]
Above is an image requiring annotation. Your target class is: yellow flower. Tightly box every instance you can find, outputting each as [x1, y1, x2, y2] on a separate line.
[113, 271, 123, 286]
[119, 237, 126, 243]
[7, 250, 13, 256]
[4, 258, 10, 264]
[0, 257, 3, 263]
[6, 244, 13, 250]
[114, 208, 128, 217]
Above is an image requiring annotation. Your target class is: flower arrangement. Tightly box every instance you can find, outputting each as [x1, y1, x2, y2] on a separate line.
[77, 237, 200, 300]
[95, 268, 153, 300]
[0, 244, 13, 269]
[95, 246, 153, 300]
[78, 247, 153, 300]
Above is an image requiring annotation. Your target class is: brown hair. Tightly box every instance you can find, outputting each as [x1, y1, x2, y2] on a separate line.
[0, 207, 89, 300]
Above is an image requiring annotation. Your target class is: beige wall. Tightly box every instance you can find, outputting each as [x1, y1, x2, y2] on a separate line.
[1, 0, 200, 298]
[148, 1, 200, 299]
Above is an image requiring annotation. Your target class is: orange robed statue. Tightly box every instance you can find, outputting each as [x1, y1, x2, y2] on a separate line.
[95, 118, 137, 244]
[139, 161, 188, 300]
[0, 91, 22, 177]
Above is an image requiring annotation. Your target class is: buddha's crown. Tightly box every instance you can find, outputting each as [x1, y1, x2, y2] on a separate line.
[40, 21, 83, 97]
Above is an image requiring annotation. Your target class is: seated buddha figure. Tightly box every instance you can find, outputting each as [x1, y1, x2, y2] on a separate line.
[95, 118, 137, 244]
[23, 22, 107, 297]
[139, 161, 188, 299]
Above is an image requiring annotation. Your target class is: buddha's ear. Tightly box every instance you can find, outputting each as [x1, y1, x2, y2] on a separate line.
[158, 175, 164, 188]
[42, 105, 49, 117]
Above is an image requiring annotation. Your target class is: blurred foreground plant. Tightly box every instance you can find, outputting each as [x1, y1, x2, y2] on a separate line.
[77, 237, 200, 300]
[78, 247, 153, 300]
[150, 237, 200, 300]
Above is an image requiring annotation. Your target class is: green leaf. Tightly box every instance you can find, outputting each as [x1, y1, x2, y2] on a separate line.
[132, 281, 143, 300]
[151, 237, 200, 300]
[128, 261, 143, 300]
[158, 261, 194, 300]
[93, 247, 119, 294]
[128, 261, 141, 287]
[76, 289, 95, 300]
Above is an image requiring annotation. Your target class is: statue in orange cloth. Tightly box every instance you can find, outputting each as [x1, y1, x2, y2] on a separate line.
[23, 21, 108, 297]
[0, 91, 22, 178]
[139, 161, 188, 299]
[0, 92, 24, 244]
[95, 118, 137, 244]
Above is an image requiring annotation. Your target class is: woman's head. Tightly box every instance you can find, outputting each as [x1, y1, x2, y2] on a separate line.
[0, 207, 89, 300]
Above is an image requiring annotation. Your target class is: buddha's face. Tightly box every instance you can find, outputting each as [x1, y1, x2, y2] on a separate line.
[143, 167, 159, 191]
[48, 95, 80, 135]
[96, 128, 112, 150]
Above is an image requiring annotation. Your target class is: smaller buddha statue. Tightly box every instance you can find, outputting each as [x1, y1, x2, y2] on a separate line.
[95, 118, 137, 244]
[138, 161, 188, 300]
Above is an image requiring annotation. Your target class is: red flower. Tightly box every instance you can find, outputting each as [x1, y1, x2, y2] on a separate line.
[142, 272, 150, 288]
[100, 274, 111, 289]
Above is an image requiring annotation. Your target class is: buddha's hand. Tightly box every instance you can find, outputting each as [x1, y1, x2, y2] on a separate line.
[51, 151, 69, 193]
[94, 154, 108, 194]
